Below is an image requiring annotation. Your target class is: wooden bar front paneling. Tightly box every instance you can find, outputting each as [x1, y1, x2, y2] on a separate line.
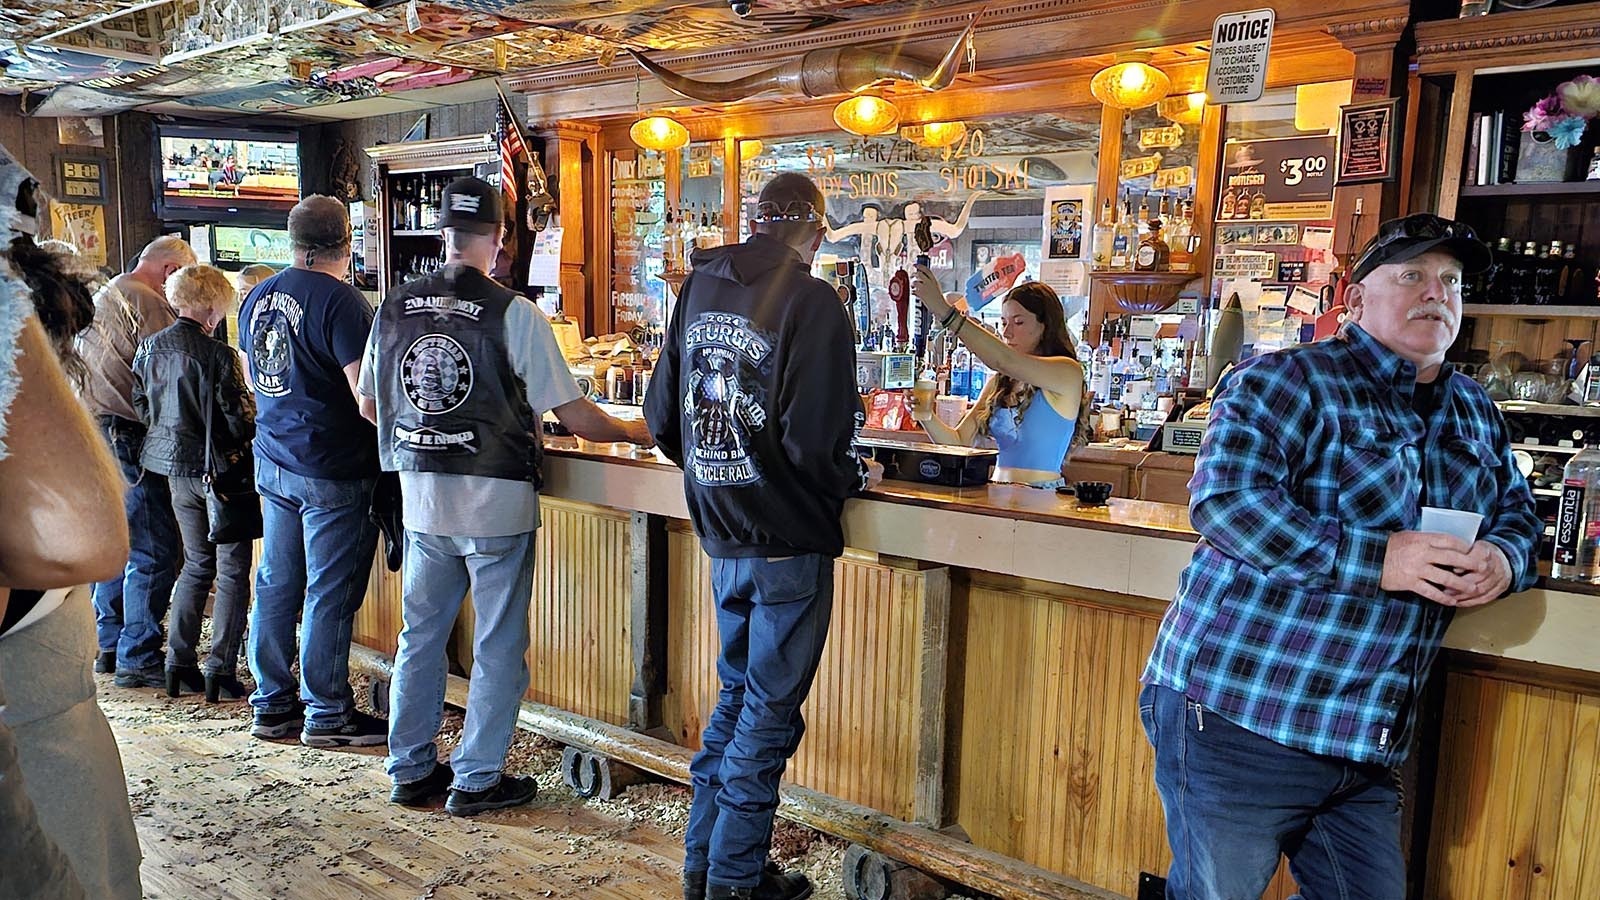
[1427, 668, 1600, 898]
[663, 524, 928, 821]
[527, 497, 634, 726]
[954, 574, 1296, 897]
[353, 555, 401, 658]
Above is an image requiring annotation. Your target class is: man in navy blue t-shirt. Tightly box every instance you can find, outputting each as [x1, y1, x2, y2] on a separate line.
[239, 195, 383, 748]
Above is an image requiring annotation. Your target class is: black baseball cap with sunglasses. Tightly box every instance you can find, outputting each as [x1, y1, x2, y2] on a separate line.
[1348, 213, 1493, 285]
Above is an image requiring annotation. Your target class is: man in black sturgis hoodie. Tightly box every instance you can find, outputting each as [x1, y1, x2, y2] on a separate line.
[645, 173, 882, 900]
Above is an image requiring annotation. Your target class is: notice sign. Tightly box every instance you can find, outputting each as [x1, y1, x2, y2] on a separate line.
[1207, 8, 1275, 104]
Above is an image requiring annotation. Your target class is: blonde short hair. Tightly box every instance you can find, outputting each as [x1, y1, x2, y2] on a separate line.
[236, 264, 276, 296]
[141, 234, 197, 269]
[166, 264, 237, 319]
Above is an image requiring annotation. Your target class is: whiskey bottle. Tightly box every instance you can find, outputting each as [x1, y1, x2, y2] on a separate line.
[1134, 219, 1170, 272]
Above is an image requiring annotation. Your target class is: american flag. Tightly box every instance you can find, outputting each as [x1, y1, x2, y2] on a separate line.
[499, 114, 523, 210]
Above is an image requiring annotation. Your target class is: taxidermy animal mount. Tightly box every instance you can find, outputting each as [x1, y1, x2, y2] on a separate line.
[627, 14, 979, 103]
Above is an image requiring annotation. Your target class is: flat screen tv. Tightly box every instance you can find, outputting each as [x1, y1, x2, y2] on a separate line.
[156, 124, 301, 223]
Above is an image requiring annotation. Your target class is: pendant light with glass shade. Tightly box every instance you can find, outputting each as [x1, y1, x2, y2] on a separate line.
[629, 70, 690, 152]
[1089, 51, 1171, 110]
[901, 120, 967, 148]
[833, 93, 901, 136]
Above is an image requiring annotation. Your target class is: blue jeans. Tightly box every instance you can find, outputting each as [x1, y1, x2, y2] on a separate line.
[1139, 683, 1405, 900]
[247, 456, 377, 728]
[93, 422, 178, 672]
[685, 554, 835, 889]
[386, 530, 536, 792]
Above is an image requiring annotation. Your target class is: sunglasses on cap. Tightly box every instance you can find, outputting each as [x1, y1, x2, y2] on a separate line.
[1348, 213, 1489, 284]
[752, 200, 821, 224]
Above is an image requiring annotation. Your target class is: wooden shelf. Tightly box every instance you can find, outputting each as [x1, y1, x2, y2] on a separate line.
[1459, 182, 1600, 200]
[391, 230, 442, 238]
[1498, 401, 1600, 419]
[1513, 443, 1582, 454]
[1462, 305, 1600, 318]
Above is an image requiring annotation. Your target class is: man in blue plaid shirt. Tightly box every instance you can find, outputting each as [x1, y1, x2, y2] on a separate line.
[1141, 214, 1541, 899]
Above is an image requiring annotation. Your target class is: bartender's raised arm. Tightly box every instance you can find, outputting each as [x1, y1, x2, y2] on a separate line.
[778, 289, 872, 498]
[1188, 354, 1385, 597]
[911, 267, 1081, 398]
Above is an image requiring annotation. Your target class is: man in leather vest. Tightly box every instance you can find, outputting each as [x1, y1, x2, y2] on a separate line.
[358, 177, 652, 817]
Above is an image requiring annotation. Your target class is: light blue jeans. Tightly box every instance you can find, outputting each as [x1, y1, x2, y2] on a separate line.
[386, 530, 536, 793]
[247, 456, 378, 728]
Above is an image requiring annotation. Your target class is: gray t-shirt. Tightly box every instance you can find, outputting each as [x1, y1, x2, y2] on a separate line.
[359, 292, 581, 538]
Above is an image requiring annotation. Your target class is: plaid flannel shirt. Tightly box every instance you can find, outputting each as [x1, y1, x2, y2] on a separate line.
[1143, 324, 1540, 766]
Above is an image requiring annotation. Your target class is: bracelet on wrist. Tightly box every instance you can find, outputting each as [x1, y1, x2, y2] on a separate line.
[939, 307, 962, 329]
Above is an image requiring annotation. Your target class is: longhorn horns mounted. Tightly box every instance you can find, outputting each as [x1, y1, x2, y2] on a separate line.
[626, 14, 980, 104]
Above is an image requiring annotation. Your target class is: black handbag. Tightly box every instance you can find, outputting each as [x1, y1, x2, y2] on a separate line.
[202, 354, 263, 545]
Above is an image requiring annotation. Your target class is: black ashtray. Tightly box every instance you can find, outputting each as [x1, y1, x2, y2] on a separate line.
[1072, 481, 1115, 506]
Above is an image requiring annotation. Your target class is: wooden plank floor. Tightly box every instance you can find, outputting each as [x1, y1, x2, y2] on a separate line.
[100, 678, 698, 899]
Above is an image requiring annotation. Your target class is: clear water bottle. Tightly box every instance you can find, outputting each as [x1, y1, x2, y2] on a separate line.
[1552, 444, 1600, 583]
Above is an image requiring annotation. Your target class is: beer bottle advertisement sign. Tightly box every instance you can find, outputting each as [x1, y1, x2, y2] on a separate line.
[1217, 137, 1337, 221]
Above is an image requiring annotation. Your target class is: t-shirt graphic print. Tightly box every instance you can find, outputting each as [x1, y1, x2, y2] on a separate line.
[248, 290, 302, 398]
[683, 311, 771, 487]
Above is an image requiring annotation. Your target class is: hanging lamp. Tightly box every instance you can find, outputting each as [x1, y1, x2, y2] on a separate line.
[1089, 52, 1170, 110]
[833, 94, 900, 136]
[739, 139, 764, 161]
[902, 121, 967, 148]
[630, 115, 690, 151]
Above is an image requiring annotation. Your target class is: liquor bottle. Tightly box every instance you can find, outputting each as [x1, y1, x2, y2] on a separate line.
[1219, 185, 1237, 221]
[1092, 198, 1116, 269]
[429, 179, 442, 229]
[1564, 243, 1591, 305]
[1233, 188, 1252, 220]
[1135, 219, 1170, 272]
[1091, 333, 1113, 403]
[1552, 444, 1600, 583]
[1136, 195, 1151, 237]
[1523, 241, 1541, 305]
[1170, 198, 1197, 270]
[1247, 189, 1266, 220]
[663, 206, 680, 270]
[1111, 199, 1136, 271]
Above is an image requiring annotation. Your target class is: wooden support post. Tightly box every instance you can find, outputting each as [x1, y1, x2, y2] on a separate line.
[628, 511, 668, 732]
[350, 644, 1120, 900]
[1328, 18, 1411, 260]
[537, 121, 601, 334]
[912, 566, 950, 828]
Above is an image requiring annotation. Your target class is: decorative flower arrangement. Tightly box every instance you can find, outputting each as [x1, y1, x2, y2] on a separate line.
[1523, 74, 1600, 150]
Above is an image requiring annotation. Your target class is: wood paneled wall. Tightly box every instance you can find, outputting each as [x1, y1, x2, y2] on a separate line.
[353, 555, 401, 658]
[526, 498, 635, 726]
[662, 524, 931, 821]
[1427, 668, 1600, 899]
[952, 574, 1297, 898]
[0, 97, 132, 267]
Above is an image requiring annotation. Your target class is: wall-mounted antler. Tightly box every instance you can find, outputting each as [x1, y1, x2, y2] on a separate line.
[627, 14, 978, 103]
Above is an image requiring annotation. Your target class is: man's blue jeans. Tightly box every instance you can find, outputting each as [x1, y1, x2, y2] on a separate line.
[92, 422, 178, 673]
[386, 530, 536, 792]
[685, 554, 834, 889]
[247, 456, 377, 729]
[1139, 683, 1406, 900]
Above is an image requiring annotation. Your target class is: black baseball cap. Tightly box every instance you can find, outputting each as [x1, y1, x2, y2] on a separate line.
[1349, 213, 1493, 284]
[439, 177, 503, 235]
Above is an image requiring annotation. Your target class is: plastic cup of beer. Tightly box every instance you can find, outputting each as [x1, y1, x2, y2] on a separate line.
[912, 378, 937, 421]
[1418, 507, 1483, 546]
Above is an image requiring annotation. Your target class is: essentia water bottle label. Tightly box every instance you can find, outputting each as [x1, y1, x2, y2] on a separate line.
[1553, 479, 1586, 567]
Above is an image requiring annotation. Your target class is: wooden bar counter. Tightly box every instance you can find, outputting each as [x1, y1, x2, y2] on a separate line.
[351, 439, 1600, 899]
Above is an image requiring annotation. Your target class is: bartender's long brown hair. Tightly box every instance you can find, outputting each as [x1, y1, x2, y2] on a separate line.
[977, 281, 1092, 453]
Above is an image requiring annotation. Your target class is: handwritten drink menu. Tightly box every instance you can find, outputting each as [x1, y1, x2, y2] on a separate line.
[611, 153, 666, 335]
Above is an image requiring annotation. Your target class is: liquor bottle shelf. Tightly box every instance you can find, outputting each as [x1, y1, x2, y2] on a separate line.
[1461, 305, 1600, 318]
[1459, 181, 1600, 200]
[1512, 443, 1583, 454]
[1497, 401, 1600, 418]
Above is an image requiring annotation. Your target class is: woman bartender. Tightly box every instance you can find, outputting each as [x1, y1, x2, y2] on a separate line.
[910, 270, 1090, 488]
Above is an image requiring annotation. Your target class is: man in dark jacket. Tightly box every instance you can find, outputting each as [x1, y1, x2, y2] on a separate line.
[131, 264, 254, 703]
[645, 173, 882, 900]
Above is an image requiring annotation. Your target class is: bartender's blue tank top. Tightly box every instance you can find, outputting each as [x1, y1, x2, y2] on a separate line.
[988, 391, 1077, 474]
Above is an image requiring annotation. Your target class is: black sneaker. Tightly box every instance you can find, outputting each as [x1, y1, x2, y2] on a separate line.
[390, 762, 454, 808]
[94, 651, 116, 674]
[444, 774, 537, 817]
[684, 870, 707, 900]
[250, 703, 306, 740]
[707, 865, 813, 900]
[204, 673, 249, 703]
[165, 666, 205, 697]
[113, 668, 164, 689]
[300, 710, 387, 749]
